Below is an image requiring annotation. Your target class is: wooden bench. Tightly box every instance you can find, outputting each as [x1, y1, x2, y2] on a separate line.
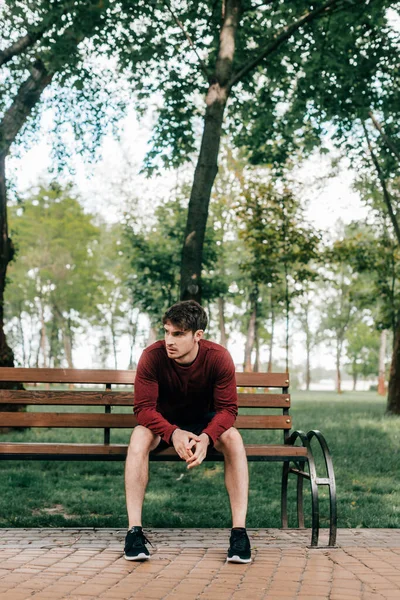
[0, 367, 336, 546]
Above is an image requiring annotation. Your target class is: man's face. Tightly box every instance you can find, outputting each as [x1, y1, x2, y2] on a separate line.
[163, 320, 203, 365]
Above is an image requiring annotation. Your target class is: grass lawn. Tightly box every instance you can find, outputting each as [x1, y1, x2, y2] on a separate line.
[0, 390, 399, 529]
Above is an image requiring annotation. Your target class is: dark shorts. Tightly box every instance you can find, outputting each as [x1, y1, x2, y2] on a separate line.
[154, 412, 216, 452]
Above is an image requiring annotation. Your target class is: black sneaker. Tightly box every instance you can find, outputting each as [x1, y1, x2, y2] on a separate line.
[227, 528, 251, 563]
[124, 526, 151, 561]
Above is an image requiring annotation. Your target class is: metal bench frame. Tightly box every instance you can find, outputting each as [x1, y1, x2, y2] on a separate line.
[0, 367, 337, 546]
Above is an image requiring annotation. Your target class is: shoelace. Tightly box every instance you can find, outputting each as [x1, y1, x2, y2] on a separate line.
[230, 531, 248, 552]
[129, 529, 153, 548]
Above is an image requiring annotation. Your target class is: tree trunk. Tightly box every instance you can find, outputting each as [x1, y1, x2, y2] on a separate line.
[267, 305, 275, 373]
[253, 315, 259, 372]
[0, 60, 54, 373]
[18, 312, 26, 366]
[387, 319, 400, 414]
[180, 0, 240, 303]
[39, 301, 48, 368]
[303, 301, 312, 391]
[336, 344, 342, 394]
[180, 89, 228, 303]
[63, 331, 74, 369]
[218, 297, 228, 348]
[110, 319, 118, 370]
[147, 327, 157, 347]
[305, 345, 311, 391]
[284, 262, 290, 373]
[244, 302, 256, 373]
[128, 310, 139, 369]
[352, 369, 357, 392]
[378, 329, 387, 396]
[0, 155, 15, 369]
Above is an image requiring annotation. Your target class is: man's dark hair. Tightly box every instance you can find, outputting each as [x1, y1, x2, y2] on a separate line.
[162, 300, 208, 333]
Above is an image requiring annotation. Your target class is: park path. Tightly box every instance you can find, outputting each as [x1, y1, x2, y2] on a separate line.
[0, 528, 400, 599]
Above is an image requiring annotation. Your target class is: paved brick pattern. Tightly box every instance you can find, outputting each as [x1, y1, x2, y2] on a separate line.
[0, 529, 399, 599]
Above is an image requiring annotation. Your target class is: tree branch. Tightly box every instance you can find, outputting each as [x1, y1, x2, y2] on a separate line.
[0, 28, 47, 68]
[369, 111, 400, 164]
[0, 59, 53, 156]
[363, 121, 400, 247]
[163, 0, 210, 79]
[215, 0, 241, 86]
[229, 0, 343, 87]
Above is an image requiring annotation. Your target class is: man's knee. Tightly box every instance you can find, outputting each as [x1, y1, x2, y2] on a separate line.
[128, 425, 158, 457]
[216, 427, 244, 452]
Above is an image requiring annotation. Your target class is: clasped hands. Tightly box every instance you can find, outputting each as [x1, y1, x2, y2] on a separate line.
[171, 428, 209, 469]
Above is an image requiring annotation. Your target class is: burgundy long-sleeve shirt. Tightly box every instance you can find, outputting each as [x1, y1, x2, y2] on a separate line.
[134, 339, 238, 445]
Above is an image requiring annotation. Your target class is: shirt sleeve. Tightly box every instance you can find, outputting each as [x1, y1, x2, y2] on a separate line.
[202, 351, 238, 445]
[134, 350, 178, 444]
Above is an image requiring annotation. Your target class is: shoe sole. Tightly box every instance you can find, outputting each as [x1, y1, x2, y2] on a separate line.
[124, 553, 150, 561]
[226, 555, 252, 564]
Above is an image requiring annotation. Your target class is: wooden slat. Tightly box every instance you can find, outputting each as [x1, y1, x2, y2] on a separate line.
[0, 413, 291, 430]
[0, 390, 289, 408]
[237, 394, 290, 408]
[0, 413, 138, 428]
[0, 368, 134, 385]
[0, 443, 128, 456]
[242, 444, 307, 457]
[0, 391, 133, 406]
[235, 415, 291, 429]
[0, 442, 307, 458]
[0, 368, 289, 388]
[235, 372, 289, 387]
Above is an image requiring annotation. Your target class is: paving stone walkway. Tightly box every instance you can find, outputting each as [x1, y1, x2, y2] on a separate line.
[1, 528, 400, 600]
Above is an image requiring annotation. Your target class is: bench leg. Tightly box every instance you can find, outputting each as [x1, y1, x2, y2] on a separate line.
[281, 431, 321, 547]
[307, 430, 337, 547]
[281, 460, 306, 530]
[281, 461, 289, 529]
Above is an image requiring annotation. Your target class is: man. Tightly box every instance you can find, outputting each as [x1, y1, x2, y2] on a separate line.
[124, 300, 251, 563]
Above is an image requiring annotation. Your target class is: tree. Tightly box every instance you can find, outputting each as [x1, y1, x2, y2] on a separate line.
[1, 0, 122, 365]
[236, 179, 320, 371]
[345, 320, 380, 390]
[127, 0, 396, 302]
[123, 194, 221, 331]
[6, 183, 101, 367]
[294, 283, 323, 390]
[333, 215, 400, 409]
[92, 223, 141, 370]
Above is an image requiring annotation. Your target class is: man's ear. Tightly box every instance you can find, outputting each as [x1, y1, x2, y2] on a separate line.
[194, 329, 204, 342]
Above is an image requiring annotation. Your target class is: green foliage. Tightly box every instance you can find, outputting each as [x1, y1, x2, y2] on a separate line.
[123, 194, 222, 329]
[345, 320, 380, 381]
[233, 1, 399, 169]
[4, 1, 396, 169]
[332, 220, 400, 333]
[236, 180, 320, 287]
[6, 183, 101, 366]
[92, 223, 139, 369]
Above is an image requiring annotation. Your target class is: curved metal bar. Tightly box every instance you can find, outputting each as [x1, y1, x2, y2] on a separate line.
[307, 430, 337, 547]
[297, 471, 305, 529]
[281, 460, 290, 528]
[283, 430, 319, 546]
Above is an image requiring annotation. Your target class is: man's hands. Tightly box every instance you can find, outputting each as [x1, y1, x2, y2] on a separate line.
[186, 433, 210, 469]
[171, 429, 201, 461]
[171, 429, 210, 469]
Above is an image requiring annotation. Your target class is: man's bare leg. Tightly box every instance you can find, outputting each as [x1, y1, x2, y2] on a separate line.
[214, 427, 251, 563]
[125, 425, 160, 528]
[214, 427, 249, 527]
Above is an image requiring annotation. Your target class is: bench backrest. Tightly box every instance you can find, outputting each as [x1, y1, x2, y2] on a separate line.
[0, 368, 291, 443]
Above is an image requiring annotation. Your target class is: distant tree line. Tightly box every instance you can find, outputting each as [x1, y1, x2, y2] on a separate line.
[6, 172, 390, 396]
